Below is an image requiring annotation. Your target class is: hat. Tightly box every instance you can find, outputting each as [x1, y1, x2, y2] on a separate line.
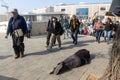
[11, 9, 18, 13]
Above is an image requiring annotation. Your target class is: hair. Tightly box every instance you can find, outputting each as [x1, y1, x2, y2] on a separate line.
[107, 17, 112, 23]
[52, 17, 57, 21]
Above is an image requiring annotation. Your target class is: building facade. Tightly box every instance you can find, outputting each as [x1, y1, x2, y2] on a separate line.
[54, 3, 111, 20]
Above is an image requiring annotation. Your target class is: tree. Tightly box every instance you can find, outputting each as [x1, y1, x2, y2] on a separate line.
[100, 24, 120, 80]
[100, 0, 120, 79]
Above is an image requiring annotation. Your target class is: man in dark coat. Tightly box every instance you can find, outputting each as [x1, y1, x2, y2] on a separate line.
[48, 17, 62, 51]
[5, 9, 28, 59]
[50, 49, 90, 75]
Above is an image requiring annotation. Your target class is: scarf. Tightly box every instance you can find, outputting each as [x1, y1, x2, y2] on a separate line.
[72, 19, 77, 29]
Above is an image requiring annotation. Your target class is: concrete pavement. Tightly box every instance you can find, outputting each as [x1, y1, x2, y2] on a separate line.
[0, 34, 111, 80]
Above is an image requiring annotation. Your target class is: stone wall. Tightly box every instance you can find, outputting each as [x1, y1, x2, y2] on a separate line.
[31, 22, 47, 36]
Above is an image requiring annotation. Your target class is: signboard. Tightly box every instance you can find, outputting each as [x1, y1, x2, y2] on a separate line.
[76, 8, 88, 19]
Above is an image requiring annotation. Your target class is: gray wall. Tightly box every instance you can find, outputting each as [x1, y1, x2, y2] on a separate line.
[31, 22, 47, 36]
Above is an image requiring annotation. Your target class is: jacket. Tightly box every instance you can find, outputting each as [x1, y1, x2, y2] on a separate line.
[62, 19, 69, 29]
[105, 23, 113, 31]
[69, 19, 80, 31]
[48, 21, 62, 35]
[6, 15, 28, 35]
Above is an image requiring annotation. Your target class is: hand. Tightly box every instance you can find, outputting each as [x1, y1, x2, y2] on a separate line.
[25, 34, 29, 38]
[5, 35, 8, 39]
[45, 31, 48, 33]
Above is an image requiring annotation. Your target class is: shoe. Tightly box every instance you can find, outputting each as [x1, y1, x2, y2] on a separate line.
[74, 43, 77, 45]
[73, 41, 75, 43]
[63, 38, 66, 39]
[53, 63, 63, 75]
[58, 47, 62, 50]
[14, 56, 19, 59]
[46, 46, 49, 50]
[107, 42, 110, 45]
[98, 41, 100, 43]
[20, 53, 25, 58]
[48, 47, 53, 52]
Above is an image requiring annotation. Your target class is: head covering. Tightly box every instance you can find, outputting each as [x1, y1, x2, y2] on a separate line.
[11, 9, 18, 13]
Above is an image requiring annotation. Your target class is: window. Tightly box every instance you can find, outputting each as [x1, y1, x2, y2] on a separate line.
[61, 9, 66, 12]
[100, 7, 106, 11]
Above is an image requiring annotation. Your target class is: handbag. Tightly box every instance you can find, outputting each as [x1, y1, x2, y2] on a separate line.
[14, 29, 24, 37]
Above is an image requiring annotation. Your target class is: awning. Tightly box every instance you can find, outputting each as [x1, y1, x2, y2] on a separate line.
[106, 0, 120, 17]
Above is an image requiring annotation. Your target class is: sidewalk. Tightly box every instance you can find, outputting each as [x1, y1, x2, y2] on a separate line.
[0, 34, 111, 80]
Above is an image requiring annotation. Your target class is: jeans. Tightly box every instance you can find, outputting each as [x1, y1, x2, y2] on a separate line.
[79, 28, 83, 34]
[104, 30, 112, 42]
[63, 28, 70, 39]
[95, 30, 102, 43]
[71, 29, 79, 44]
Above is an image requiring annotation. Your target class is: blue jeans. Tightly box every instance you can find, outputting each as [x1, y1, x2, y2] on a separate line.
[63, 27, 70, 39]
[104, 30, 112, 42]
[79, 27, 83, 34]
[71, 29, 79, 44]
[95, 30, 101, 43]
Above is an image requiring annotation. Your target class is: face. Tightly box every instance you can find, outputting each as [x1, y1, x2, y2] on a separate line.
[12, 12, 18, 18]
[52, 18, 56, 22]
[106, 18, 110, 23]
[72, 15, 76, 20]
[98, 20, 101, 23]
[63, 16, 66, 20]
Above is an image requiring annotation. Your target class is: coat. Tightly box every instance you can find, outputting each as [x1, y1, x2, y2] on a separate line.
[62, 49, 90, 69]
[6, 15, 28, 35]
[69, 19, 80, 32]
[48, 21, 62, 35]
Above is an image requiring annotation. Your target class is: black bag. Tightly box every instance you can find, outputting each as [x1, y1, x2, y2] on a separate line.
[59, 27, 64, 35]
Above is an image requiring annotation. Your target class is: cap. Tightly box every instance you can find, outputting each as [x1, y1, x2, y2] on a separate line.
[11, 9, 18, 13]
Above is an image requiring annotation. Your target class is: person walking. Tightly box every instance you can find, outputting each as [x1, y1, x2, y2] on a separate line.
[94, 20, 102, 43]
[104, 18, 113, 44]
[69, 15, 80, 45]
[26, 19, 32, 38]
[46, 17, 56, 49]
[5, 9, 28, 59]
[49, 17, 62, 51]
[61, 16, 70, 39]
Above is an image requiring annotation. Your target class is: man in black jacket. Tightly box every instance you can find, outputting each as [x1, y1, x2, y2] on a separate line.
[48, 17, 62, 51]
[46, 17, 56, 48]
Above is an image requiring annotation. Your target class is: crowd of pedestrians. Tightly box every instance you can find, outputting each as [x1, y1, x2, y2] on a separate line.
[5, 8, 120, 59]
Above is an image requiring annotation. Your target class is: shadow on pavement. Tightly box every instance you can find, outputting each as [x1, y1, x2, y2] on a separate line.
[90, 52, 110, 61]
[0, 55, 12, 60]
[26, 40, 89, 56]
[62, 39, 95, 45]
[26, 38, 95, 56]
[0, 75, 18, 80]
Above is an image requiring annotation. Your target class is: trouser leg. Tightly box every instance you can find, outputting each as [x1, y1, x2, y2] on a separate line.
[19, 36, 25, 56]
[74, 30, 78, 44]
[56, 35, 61, 47]
[107, 31, 112, 43]
[98, 30, 101, 43]
[46, 32, 51, 46]
[104, 30, 107, 41]
[50, 34, 56, 49]
[71, 31, 75, 43]
[12, 34, 20, 57]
